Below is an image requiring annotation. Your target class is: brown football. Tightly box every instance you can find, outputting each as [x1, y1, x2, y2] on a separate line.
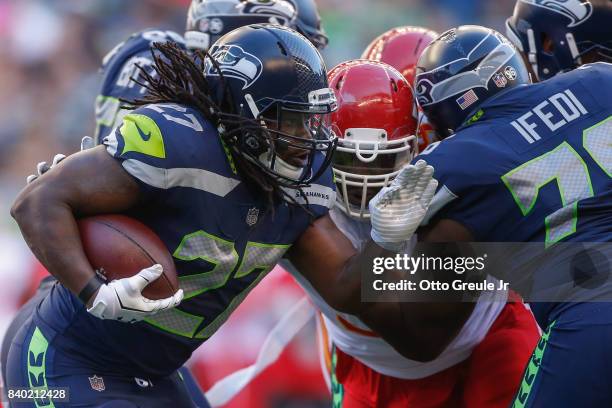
[77, 214, 178, 300]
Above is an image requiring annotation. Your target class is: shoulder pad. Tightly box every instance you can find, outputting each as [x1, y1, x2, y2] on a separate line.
[95, 30, 187, 142]
[101, 29, 186, 69]
[99, 29, 186, 96]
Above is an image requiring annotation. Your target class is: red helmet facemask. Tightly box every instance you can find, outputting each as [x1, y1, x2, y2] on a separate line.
[328, 60, 417, 219]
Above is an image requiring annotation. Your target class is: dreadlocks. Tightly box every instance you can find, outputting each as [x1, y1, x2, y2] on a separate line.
[124, 41, 312, 216]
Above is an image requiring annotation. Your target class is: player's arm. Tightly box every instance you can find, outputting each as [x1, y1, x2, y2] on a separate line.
[290, 162, 470, 361]
[290, 215, 475, 361]
[11, 146, 182, 321]
[12, 146, 139, 297]
[289, 160, 438, 314]
[288, 214, 360, 312]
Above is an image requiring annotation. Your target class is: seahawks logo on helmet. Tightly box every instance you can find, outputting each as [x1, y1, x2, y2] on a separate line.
[520, 0, 593, 27]
[206, 45, 263, 90]
[415, 32, 516, 106]
[244, 0, 295, 25]
[415, 79, 435, 106]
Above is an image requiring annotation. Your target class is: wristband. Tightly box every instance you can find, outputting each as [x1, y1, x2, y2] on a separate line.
[370, 229, 410, 253]
[78, 274, 105, 304]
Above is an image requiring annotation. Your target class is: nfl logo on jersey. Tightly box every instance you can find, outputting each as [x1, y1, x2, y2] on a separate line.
[246, 207, 259, 227]
[89, 375, 105, 392]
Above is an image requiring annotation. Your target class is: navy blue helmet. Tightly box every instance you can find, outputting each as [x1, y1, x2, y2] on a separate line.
[506, 0, 612, 80]
[287, 0, 328, 49]
[185, 0, 297, 50]
[415, 25, 530, 137]
[205, 24, 337, 186]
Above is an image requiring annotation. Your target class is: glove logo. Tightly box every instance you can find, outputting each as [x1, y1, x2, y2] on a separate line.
[206, 45, 263, 90]
[520, 0, 593, 27]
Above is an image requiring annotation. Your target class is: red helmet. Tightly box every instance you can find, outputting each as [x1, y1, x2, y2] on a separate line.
[328, 60, 417, 219]
[362, 26, 439, 85]
[362, 26, 439, 152]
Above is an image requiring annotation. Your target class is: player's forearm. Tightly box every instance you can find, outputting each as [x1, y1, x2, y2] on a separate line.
[339, 239, 476, 360]
[358, 301, 474, 361]
[11, 147, 142, 301]
[11, 183, 97, 297]
[331, 239, 392, 314]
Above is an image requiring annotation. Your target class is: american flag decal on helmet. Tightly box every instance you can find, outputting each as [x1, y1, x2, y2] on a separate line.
[456, 89, 479, 110]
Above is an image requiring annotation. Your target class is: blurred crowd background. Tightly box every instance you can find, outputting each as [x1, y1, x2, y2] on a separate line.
[0, 0, 516, 406]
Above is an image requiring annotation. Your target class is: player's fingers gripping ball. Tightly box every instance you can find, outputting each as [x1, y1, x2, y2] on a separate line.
[87, 264, 184, 323]
[26, 154, 67, 184]
[26, 136, 95, 184]
[369, 160, 438, 251]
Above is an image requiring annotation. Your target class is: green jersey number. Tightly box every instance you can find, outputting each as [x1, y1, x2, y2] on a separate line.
[145, 231, 290, 339]
[502, 116, 612, 244]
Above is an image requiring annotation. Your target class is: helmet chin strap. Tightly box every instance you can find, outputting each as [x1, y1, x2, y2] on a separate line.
[565, 32, 582, 66]
[526, 28, 540, 79]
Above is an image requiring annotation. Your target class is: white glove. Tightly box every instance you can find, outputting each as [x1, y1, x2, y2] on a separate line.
[26, 136, 95, 184]
[87, 264, 184, 323]
[369, 160, 438, 252]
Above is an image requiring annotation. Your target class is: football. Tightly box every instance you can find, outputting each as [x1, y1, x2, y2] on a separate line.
[77, 214, 179, 300]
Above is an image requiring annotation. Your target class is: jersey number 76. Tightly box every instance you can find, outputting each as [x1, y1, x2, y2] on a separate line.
[502, 117, 612, 244]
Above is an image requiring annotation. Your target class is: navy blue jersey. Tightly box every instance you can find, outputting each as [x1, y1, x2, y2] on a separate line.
[95, 29, 186, 143]
[417, 63, 612, 244]
[415, 63, 612, 325]
[34, 104, 334, 377]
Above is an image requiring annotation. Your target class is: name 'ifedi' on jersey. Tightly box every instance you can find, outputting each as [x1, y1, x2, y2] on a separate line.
[510, 88, 588, 144]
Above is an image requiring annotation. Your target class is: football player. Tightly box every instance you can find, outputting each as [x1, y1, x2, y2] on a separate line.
[412, 19, 612, 407]
[28, 0, 326, 177]
[287, 59, 540, 408]
[94, 0, 300, 145]
[7, 25, 435, 407]
[3, 2, 300, 404]
[287, 0, 329, 50]
[361, 26, 440, 153]
[506, 0, 612, 81]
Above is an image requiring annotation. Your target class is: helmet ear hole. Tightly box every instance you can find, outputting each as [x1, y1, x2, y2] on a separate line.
[541, 33, 554, 54]
[277, 41, 288, 56]
[335, 75, 344, 90]
[390, 79, 398, 93]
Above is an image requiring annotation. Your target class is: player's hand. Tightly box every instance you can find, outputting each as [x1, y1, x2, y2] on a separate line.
[26, 154, 66, 184]
[369, 160, 438, 252]
[87, 264, 184, 323]
[26, 136, 95, 184]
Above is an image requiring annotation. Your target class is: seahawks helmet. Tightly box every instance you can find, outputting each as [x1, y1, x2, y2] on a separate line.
[506, 0, 612, 80]
[415, 25, 530, 137]
[185, 0, 297, 50]
[287, 0, 328, 49]
[205, 24, 337, 186]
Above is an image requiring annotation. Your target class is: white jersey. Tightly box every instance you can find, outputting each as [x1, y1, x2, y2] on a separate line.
[283, 208, 507, 380]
